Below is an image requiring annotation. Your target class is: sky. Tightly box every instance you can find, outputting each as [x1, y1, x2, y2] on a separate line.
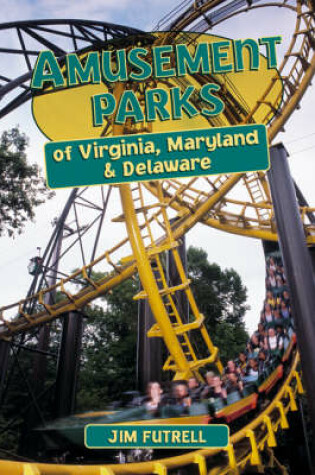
[1, 0, 315, 335]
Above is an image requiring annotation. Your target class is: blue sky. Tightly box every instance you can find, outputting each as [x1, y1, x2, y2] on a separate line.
[1, 1, 315, 334]
[0, 0, 171, 30]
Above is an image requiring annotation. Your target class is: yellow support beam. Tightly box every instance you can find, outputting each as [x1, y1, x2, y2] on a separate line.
[226, 443, 239, 473]
[294, 370, 304, 394]
[133, 281, 191, 300]
[23, 465, 41, 475]
[286, 386, 298, 411]
[154, 463, 167, 475]
[246, 430, 261, 466]
[194, 454, 207, 475]
[100, 468, 115, 475]
[276, 401, 290, 429]
[263, 415, 277, 448]
[147, 314, 204, 337]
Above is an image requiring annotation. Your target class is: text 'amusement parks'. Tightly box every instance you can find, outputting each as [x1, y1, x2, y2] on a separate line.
[31, 36, 281, 125]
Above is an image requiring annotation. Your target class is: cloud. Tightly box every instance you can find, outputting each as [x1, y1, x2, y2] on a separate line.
[1, 0, 34, 23]
[0, 0, 174, 31]
[36, 0, 131, 21]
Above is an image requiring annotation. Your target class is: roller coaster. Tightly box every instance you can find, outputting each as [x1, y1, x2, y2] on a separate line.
[0, 0, 315, 473]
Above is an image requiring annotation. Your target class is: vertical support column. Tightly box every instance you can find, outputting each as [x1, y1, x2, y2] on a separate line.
[54, 311, 83, 417]
[33, 325, 50, 397]
[31, 189, 77, 401]
[268, 144, 315, 456]
[33, 253, 62, 398]
[0, 341, 9, 400]
[308, 246, 315, 276]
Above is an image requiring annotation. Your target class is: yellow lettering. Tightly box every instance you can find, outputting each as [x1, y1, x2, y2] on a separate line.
[108, 430, 117, 444]
[123, 161, 134, 176]
[135, 162, 146, 175]
[200, 157, 211, 170]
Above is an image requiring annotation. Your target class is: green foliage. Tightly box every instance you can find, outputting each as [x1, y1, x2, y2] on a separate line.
[187, 246, 249, 364]
[77, 277, 139, 411]
[0, 320, 64, 453]
[187, 247, 248, 325]
[213, 321, 249, 364]
[0, 127, 54, 237]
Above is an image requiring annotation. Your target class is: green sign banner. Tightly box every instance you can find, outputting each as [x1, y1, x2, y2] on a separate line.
[44, 124, 269, 189]
[85, 424, 229, 449]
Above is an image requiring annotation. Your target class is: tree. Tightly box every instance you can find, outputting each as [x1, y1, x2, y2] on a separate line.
[0, 127, 53, 237]
[77, 277, 139, 411]
[187, 246, 249, 363]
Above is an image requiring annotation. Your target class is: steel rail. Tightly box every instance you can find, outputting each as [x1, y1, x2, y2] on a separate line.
[0, 20, 147, 118]
[144, 180, 315, 243]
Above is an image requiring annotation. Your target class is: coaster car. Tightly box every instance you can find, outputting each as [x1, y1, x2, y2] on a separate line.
[30, 402, 209, 463]
[210, 384, 258, 424]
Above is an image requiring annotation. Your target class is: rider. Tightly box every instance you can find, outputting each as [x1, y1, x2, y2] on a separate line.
[145, 382, 163, 415]
[173, 383, 191, 413]
[188, 376, 203, 402]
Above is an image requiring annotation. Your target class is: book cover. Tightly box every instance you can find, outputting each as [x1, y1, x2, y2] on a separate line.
[0, 1, 315, 473]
